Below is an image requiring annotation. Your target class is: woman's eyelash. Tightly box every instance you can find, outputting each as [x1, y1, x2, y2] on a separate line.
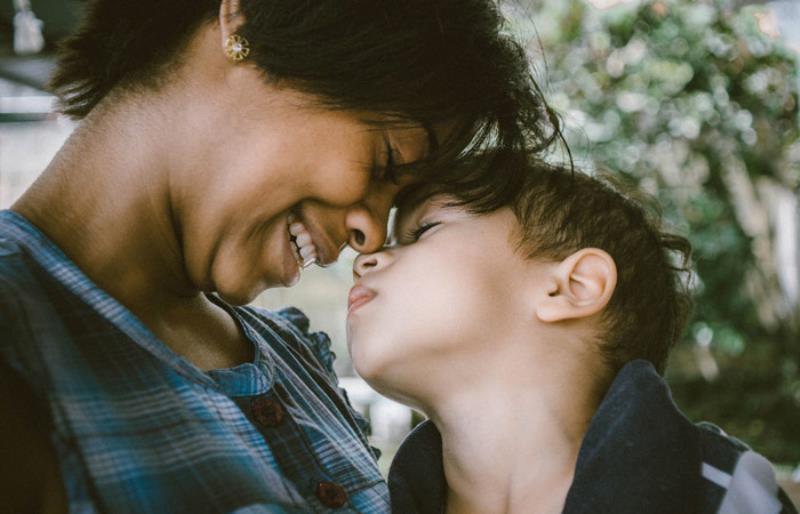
[373, 142, 398, 183]
[405, 222, 441, 242]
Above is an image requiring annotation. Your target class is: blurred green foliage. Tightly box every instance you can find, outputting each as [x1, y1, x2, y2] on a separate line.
[519, 0, 800, 462]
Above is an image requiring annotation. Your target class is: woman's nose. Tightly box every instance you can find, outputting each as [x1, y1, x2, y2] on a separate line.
[353, 250, 391, 279]
[345, 183, 398, 253]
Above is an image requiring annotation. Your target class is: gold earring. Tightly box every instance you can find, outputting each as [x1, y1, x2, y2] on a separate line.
[224, 34, 250, 62]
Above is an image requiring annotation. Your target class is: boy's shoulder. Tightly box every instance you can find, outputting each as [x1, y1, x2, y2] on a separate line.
[608, 361, 797, 513]
[695, 421, 798, 514]
[603, 360, 797, 513]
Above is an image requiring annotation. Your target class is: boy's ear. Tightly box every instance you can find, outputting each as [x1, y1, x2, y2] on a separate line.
[535, 248, 617, 323]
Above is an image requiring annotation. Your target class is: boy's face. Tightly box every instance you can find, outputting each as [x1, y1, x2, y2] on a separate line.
[346, 194, 551, 402]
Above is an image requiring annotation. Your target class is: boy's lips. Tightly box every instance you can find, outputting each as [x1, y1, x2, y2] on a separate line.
[348, 285, 376, 313]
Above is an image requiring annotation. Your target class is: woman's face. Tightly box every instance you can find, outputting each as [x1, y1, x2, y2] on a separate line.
[175, 66, 433, 304]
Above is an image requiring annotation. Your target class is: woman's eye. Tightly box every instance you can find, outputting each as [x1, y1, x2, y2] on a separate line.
[373, 142, 399, 183]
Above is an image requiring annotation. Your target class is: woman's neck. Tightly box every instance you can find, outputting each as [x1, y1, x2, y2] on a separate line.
[10, 91, 252, 370]
[13, 96, 191, 309]
[428, 347, 605, 514]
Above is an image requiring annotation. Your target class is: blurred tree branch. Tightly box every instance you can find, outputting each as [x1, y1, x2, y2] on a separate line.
[522, 0, 800, 462]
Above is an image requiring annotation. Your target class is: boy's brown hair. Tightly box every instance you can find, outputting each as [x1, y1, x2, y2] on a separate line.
[398, 151, 693, 374]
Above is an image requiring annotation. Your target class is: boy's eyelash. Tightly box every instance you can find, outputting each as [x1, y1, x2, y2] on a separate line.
[404, 222, 441, 242]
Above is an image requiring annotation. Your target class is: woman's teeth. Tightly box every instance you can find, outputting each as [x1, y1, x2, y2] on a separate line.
[287, 215, 318, 268]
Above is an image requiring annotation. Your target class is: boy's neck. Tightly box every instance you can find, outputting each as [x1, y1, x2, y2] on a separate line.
[427, 338, 608, 514]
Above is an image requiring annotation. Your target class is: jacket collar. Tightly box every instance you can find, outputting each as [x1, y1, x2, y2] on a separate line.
[388, 360, 701, 514]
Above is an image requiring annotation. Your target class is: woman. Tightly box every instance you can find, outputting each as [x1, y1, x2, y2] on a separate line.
[0, 0, 558, 512]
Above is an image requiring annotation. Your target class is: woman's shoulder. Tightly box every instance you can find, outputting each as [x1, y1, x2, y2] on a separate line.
[0, 237, 65, 377]
[235, 304, 338, 383]
[0, 236, 70, 511]
[235, 304, 380, 457]
[0, 358, 68, 514]
[0, 213, 72, 335]
[0, 236, 42, 300]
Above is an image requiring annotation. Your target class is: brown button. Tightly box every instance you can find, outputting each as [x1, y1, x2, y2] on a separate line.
[251, 396, 285, 427]
[315, 481, 348, 508]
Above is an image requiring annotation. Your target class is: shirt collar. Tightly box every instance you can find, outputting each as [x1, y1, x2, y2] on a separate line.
[0, 209, 275, 395]
[389, 359, 701, 514]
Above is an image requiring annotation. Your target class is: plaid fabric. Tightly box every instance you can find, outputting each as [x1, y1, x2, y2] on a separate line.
[0, 210, 389, 514]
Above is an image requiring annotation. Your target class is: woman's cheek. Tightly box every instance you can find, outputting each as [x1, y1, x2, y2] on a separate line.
[312, 166, 372, 207]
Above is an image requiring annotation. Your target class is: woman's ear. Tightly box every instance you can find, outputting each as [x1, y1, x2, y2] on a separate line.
[219, 0, 244, 45]
[535, 248, 617, 323]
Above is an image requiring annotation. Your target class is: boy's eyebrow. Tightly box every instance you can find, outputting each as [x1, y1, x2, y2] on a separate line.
[392, 195, 438, 244]
[391, 182, 450, 242]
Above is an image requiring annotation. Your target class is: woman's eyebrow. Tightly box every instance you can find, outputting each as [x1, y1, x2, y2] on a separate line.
[423, 122, 439, 154]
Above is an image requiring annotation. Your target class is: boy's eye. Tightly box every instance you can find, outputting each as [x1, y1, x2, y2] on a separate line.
[404, 221, 441, 243]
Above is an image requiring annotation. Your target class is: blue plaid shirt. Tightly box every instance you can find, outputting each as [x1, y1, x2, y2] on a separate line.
[0, 210, 389, 513]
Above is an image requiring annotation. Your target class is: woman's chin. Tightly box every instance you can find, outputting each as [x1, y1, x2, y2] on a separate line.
[215, 288, 258, 306]
[213, 276, 266, 306]
[280, 265, 301, 288]
[215, 261, 303, 304]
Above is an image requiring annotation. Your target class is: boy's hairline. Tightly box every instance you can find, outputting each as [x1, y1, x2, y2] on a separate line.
[391, 184, 623, 380]
[392, 161, 692, 376]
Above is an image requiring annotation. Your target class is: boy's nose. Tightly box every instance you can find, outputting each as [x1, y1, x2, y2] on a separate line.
[352, 250, 391, 280]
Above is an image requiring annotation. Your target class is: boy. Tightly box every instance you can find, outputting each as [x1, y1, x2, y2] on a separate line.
[346, 153, 798, 514]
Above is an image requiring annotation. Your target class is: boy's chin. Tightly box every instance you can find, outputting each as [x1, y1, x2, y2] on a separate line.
[363, 375, 422, 410]
[350, 354, 385, 387]
[353, 356, 425, 408]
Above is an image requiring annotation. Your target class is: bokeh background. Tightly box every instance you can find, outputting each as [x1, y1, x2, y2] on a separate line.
[517, 0, 800, 467]
[1, 0, 798, 498]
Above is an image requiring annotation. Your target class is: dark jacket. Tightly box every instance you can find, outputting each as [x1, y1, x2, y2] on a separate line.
[389, 360, 798, 514]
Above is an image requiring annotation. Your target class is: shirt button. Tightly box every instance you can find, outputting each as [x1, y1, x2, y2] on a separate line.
[251, 396, 285, 427]
[315, 481, 348, 508]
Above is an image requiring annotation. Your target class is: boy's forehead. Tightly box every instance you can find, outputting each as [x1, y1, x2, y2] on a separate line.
[394, 184, 447, 228]
[394, 184, 454, 227]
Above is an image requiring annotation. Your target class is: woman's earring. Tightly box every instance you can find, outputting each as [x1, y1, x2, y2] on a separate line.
[224, 34, 250, 62]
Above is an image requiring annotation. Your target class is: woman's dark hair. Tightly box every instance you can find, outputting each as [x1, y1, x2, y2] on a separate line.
[50, 0, 564, 181]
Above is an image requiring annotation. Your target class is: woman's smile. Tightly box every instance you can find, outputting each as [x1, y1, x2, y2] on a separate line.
[287, 212, 318, 268]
